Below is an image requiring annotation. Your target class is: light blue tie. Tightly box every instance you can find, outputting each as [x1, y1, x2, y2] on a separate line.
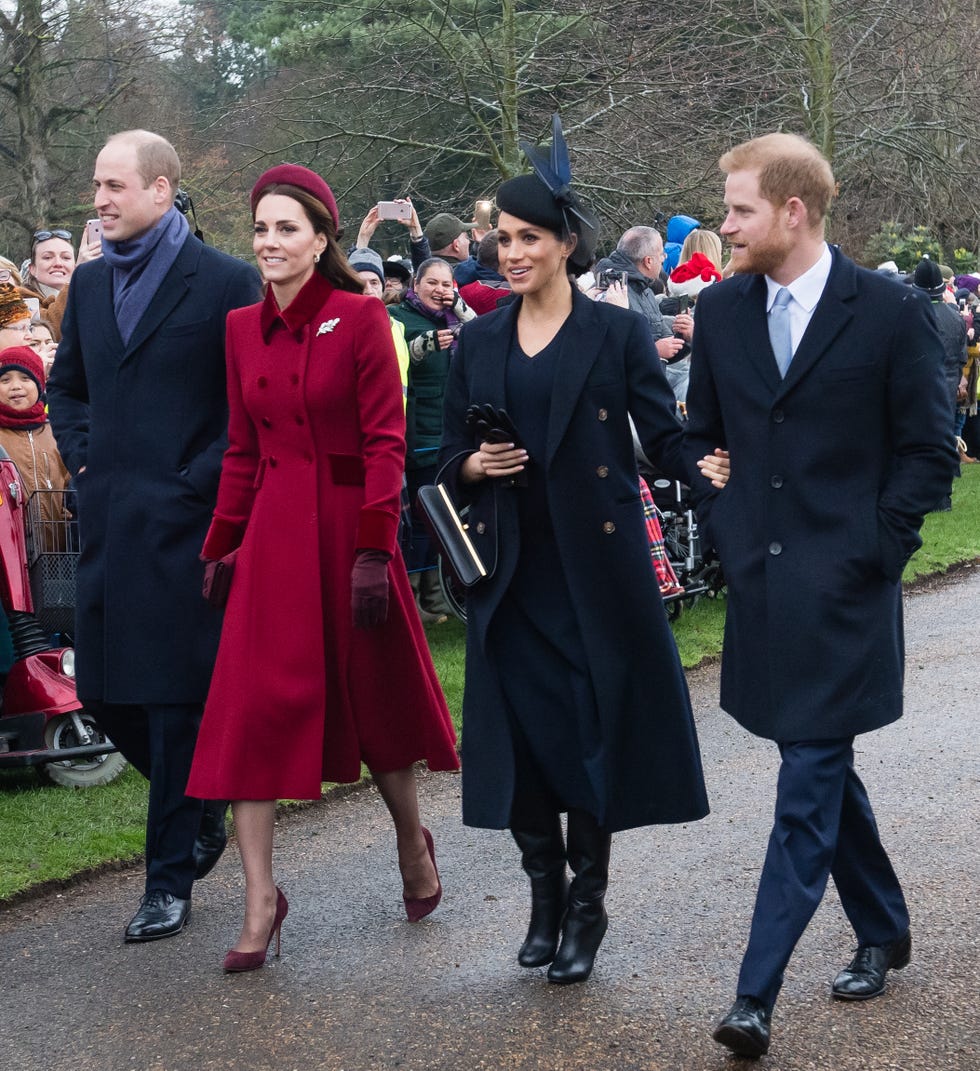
[768, 287, 794, 377]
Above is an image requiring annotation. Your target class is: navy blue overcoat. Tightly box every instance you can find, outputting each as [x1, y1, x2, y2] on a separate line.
[47, 235, 261, 704]
[684, 247, 957, 742]
[439, 288, 710, 833]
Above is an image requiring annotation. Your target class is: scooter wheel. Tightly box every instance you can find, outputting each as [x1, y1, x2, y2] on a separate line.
[40, 713, 128, 788]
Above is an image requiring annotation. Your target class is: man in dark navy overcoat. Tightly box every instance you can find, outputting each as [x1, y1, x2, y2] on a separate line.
[684, 132, 956, 1058]
[48, 131, 260, 942]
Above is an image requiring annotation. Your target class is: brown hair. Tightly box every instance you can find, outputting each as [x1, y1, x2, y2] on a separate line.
[719, 133, 836, 227]
[106, 130, 181, 190]
[253, 183, 364, 294]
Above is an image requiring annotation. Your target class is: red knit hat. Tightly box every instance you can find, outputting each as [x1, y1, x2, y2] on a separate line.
[250, 164, 340, 231]
[0, 345, 45, 392]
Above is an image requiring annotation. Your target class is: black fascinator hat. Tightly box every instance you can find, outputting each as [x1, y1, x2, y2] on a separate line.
[496, 114, 599, 275]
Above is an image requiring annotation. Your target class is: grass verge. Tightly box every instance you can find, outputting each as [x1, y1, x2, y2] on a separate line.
[2, 466, 977, 904]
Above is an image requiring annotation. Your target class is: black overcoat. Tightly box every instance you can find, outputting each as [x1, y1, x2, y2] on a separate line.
[439, 288, 710, 833]
[47, 235, 261, 704]
[684, 247, 957, 742]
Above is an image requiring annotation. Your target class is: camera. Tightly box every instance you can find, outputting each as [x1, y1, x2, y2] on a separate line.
[597, 269, 628, 290]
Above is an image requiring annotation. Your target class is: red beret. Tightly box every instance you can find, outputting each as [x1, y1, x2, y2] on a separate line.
[0, 345, 46, 391]
[250, 164, 340, 231]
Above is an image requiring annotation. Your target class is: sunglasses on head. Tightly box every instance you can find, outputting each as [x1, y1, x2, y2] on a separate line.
[32, 229, 72, 244]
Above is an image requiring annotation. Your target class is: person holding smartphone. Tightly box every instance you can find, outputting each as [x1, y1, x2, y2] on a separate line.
[388, 258, 476, 621]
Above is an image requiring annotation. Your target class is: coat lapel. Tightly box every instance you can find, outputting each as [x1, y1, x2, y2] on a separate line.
[89, 259, 126, 355]
[122, 235, 200, 360]
[468, 299, 519, 407]
[777, 247, 856, 394]
[731, 273, 783, 395]
[544, 289, 606, 466]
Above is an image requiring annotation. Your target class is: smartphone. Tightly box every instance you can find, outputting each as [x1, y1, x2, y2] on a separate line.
[23, 297, 40, 319]
[474, 199, 493, 230]
[597, 269, 628, 290]
[376, 201, 412, 221]
[84, 218, 103, 246]
[674, 294, 691, 313]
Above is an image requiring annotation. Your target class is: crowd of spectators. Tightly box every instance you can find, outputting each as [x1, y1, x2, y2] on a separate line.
[1, 188, 978, 629]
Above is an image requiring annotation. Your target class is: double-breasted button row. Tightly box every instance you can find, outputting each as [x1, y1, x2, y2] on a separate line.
[596, 465, 609, 478]
[603, 521, 616, 534]
[475, 521, 486, 534]
[770, 475, 783, 488]
[772, 408, 785, 423]
[769, 541, 782, 555]
[597, 408, 609, 422]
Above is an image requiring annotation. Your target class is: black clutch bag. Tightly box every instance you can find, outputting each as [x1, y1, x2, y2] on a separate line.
[417, 483, 489, 588]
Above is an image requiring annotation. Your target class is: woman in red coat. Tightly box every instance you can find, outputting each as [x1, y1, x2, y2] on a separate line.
[187, 165, 459, 972]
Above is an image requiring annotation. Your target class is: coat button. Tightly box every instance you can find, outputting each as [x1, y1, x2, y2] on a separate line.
[476, 521, 486, 534]
[268, 456, 278, 468]
[295, 415, 305, 425]
[261, 417, 272, 428]
[597, 408, 608, 421]
[772, 408, 785, 423]
[291, 374, 299, 386]
[596, 465, 609, 478]
[769, 541, 782, 555]
[603, 521, 616, 534]
[258, 376, 268, 388]
[770, 475, 783, 488]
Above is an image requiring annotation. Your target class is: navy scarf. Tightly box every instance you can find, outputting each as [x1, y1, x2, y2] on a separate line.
[101, 207, 189, 344]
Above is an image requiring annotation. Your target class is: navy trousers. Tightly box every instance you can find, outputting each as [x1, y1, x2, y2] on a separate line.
[90, 701, 204, 900]
[737, 738, 910, 1010]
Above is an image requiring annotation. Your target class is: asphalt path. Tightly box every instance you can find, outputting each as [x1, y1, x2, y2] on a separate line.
[1, 572, 978, 1071]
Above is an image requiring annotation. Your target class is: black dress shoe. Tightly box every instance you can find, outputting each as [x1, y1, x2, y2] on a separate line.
[713, 996, 771, 1058]
[124, 891, 191, 942]
[193, 800, 228, 881]
[832, 930, 911, 1000]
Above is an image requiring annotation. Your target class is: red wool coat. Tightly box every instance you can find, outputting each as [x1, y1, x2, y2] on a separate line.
[187, 274, 458, 801]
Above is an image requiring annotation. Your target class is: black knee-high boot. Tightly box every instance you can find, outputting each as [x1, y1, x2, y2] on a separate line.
[547, 809, 611, 985]
[512, 818, 568, 968]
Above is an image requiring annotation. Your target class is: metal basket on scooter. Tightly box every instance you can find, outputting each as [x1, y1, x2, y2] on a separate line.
[25, 487, 79, 638]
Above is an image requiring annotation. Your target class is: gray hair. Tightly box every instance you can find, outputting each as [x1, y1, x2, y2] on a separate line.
[617, 226, 662, 264]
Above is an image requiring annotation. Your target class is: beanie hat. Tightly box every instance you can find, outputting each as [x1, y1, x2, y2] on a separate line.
[384, 256, 412, 284]
[423, 213, 473, 250]
[348, 247, 385, 284]
[954, 274, 980, 296]
[668, 252, 722, 297]
[912, 256, 945, 299]
[250, 164, 340, 232]
[0, 344, 45, 392]
[0, 283, 31, 330]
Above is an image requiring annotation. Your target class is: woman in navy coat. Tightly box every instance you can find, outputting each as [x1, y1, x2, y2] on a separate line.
[438, 130, 718, 985]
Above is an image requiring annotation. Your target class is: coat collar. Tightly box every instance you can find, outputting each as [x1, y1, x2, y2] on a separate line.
[464, 286, 608, 467]
[260, 271, 335, 341]
[730, 245, 857, 395]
